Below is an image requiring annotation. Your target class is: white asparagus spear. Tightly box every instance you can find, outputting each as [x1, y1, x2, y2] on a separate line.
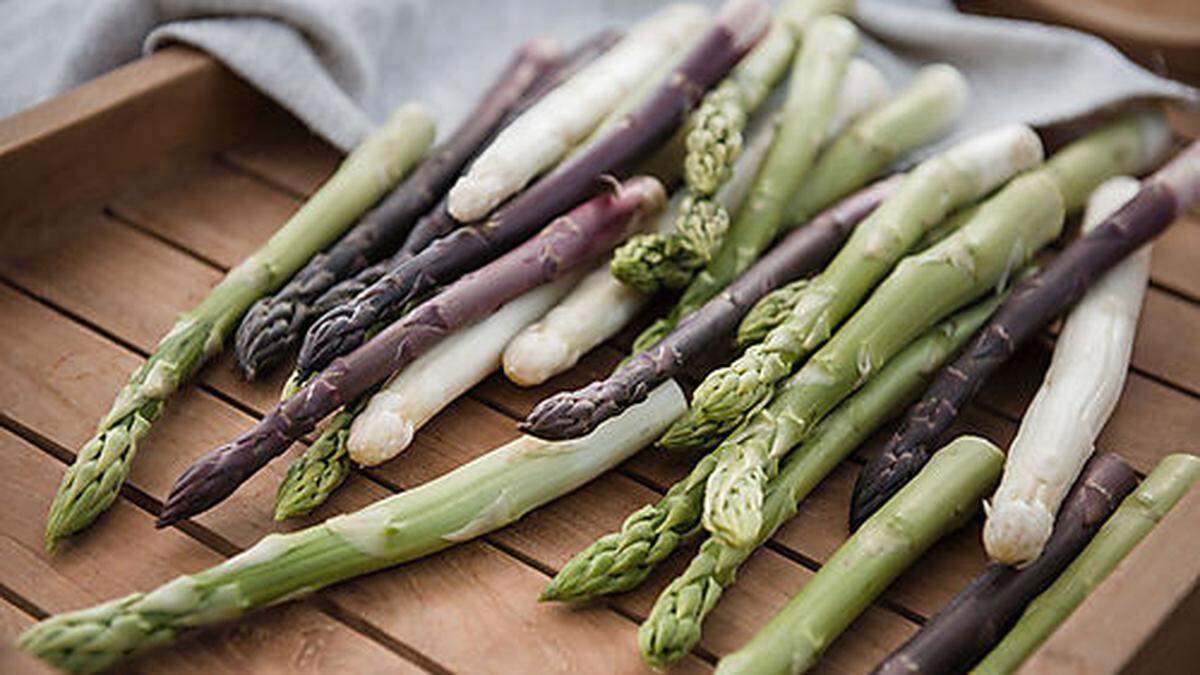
[502, 61, 888, 386]
[447, 4, 711, 221]
[347, 273, 582, 466]
[983, 175, 1151, 567]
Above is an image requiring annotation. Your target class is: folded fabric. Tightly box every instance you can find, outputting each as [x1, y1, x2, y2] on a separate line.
[1, 0, 1195, 154]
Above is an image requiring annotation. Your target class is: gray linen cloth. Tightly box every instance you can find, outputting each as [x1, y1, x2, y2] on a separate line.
[1, 0, 1196, 153]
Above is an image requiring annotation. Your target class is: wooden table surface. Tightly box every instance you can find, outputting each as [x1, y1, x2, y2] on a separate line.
[0, 6, 1197, 675]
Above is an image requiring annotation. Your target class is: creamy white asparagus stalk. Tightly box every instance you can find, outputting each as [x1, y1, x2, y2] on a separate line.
[348, 274, 581, 465]
[508, 117, 780, 386]
[982, 176, 1150, 566]
[447, 4, 711, 221]
[20, 382, 686, 674]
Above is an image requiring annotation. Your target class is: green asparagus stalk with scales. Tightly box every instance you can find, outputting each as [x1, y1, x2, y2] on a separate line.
[694, 125, 1062, 547]
[636, 294, 1008, 667]
[629, 59, 967, 355]
[41, 105, 436, 550]
[716, 436, 1005, 675]
[18, 382, 687, 674]
[541, 291, 1004, 605]
[666, 111, 1166, 452]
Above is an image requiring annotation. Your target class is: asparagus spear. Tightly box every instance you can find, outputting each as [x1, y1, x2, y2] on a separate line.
[41, 105, 435, 550]
[631, 59, 967, 352]
[520, 175, 900, 440]
[973, 453, 1200, 674]
[849, 126, 1190, 530]
[298, 30, 624, 322]
[348, 273, 580, 466]
[636, 295, 1006, 666]
[274, 274, 580, 520]
[542, 292, 1000, 605]
[984, 176, 1148, 566]
[782, 63, 968, 228]
[19, 382, 687, 674]
[871, 453, 1138, 675]
[447, 4, 709, 221]
[685, 0, 850, 195]
[232, 40, 560, 379]
[158, 178, 666, 526]
[612, 107, 779, 294]
[620, 58, 888, 294]
[698, 157, 1062, 548]
[716, 436, 1005, 675]
[663, 124, 1045, 453]
[294, 0, 772, 381]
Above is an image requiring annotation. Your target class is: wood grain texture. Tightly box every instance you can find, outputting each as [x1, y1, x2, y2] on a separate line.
[1018, 486, 1200, 675]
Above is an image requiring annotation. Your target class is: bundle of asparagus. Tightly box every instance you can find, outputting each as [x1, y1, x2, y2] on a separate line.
[159, 177, 666, 526]
[662, 124, 1042, 451]
[42, 105, 436, 550]
[520, 175, 901, 440]
[631, 295, 1007, 667]
[621, 13, 859, 349]
[870, 453, 1138, 675]
[973, 453, 1200, 673]
[850, 128, 1194, 530]
[984, 176, 1149, 566]
[293, 0, 772, 382]
[232, 39, 562, 379]
[716, 436, 1005, 675]
[19, 383, 687, 674]
[273, 272, 582, 520]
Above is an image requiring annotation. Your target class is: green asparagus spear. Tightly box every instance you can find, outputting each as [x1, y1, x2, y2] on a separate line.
[273, 396, 371, 521]
[663, 125, 1044, 452]
[42, 105, 435, 550]
[694, 150, 1063, 548]
[628, 14, 858, 350]
[19, 383, 686, 674]
[715, 436, 1005, 675]
[972, 453, 1200, 674]
[635, 294, 1005, 666]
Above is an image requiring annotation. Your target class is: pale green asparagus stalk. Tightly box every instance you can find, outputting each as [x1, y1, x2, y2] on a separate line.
[19, 382, 686, 674]
[685, 0, 850, 193]
[42, 105, 435, 550]
[636, 294, 1005, 666]
[628, 14, 857, 352]
[736, 198, 977, 346]
[663, 125, 1044, 452]
[273, 397, 369, 521]
[716, 436, 1005, 675]
[695, 153, 1065, 547]
[972, 453, 1200, 674]
[783, 63, 969, 227]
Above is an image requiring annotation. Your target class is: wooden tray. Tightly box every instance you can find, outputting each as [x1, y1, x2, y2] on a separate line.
[0, 46, 1197, 675]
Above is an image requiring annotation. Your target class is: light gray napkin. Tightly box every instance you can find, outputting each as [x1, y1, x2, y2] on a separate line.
[1, 0, 1196, 152]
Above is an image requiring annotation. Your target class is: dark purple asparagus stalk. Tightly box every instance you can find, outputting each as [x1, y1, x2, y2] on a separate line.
[300, 30, 625, 322]
[233, 38, 563, 379]
[520, 174, 902, 440]
[850, 140, 1200, 529]
[157, 177, 667, 527]
[294, 0, 772, 382]
[870, 453, 1138, 675]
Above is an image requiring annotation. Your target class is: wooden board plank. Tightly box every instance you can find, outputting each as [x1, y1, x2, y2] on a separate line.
[0, 285, 705, 674]
[0, 428, 414, 675]
[1018, 485, 1200, 675]
[0, 599, 57, 675]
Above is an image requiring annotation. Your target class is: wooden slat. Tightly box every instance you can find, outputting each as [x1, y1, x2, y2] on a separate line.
[0, 285, 699, 674]
[1019, 485, 1200, 675]
[0, 48, 290, 244]
[222, 128, 343, 198]
[0, 598, 56, 675]
[0, 428, 413, 675]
